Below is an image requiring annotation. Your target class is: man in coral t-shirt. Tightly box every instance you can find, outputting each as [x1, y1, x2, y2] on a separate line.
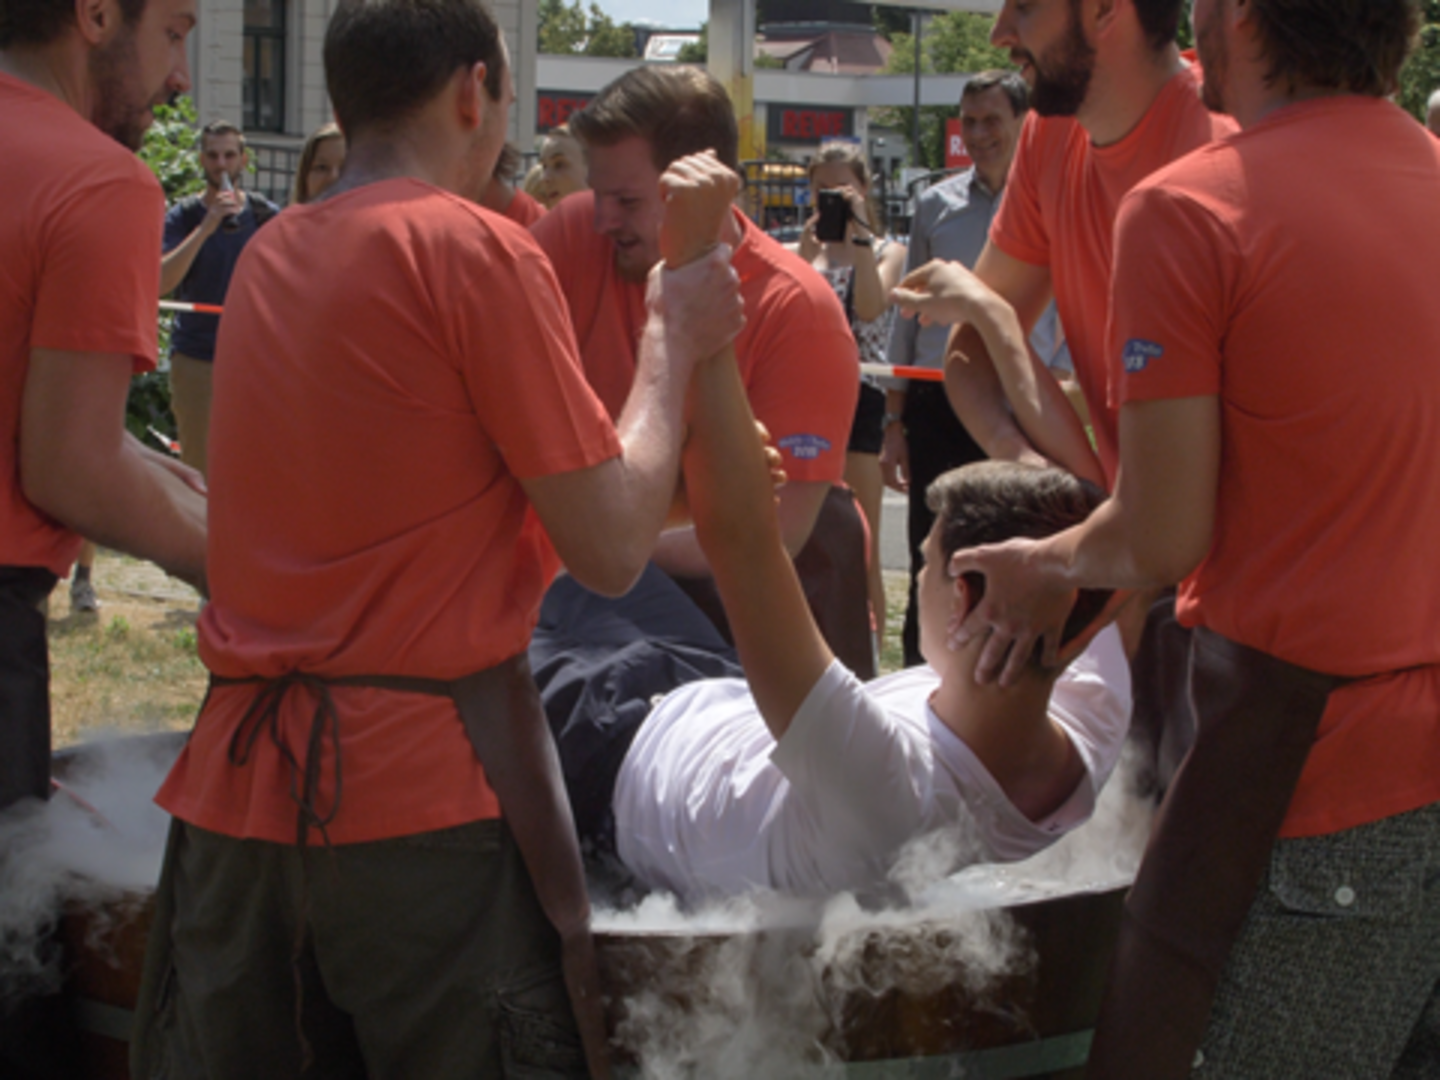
[132, 5, 744, 1077]
[922, 1, 1440, 1075]
[0, 0, 207, 820]
[939, 0, 1235, 486]
[531, 65, 865, 667]
[1, 0, 204, 1070]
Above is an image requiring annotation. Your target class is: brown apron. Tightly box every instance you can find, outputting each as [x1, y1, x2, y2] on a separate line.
[1085, 627, 1351, 1079]
[203, 655, 610, 1078]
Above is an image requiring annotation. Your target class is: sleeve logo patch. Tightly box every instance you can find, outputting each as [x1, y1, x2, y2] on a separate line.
[1123, 339, 1165, 373]
[777, 434, 832, 461]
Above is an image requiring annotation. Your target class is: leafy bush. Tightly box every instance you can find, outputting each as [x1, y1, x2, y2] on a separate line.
[128, 97, 207, 449]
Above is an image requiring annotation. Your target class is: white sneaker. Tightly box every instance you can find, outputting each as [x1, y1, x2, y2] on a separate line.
[70, 578, 100, 614]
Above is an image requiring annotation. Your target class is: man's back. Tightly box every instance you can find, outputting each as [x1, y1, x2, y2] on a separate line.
[158, 179, 622, 846]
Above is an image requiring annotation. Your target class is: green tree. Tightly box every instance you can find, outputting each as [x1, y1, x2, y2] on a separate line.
[1400, 0, 1440, 121]
[538, 0, 638, 58]
[874, 12, 1012, 170]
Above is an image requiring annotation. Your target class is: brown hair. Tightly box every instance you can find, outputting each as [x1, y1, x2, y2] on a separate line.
[961, 69, 1029, 117]
[570, 65, 739, 172]
[200, 118, 247, 154]
[324, 0, 506, 139]
[1131, 0, 1186, 52]
[927, 461, 1111, 668]
[1250, 0, 1420, 97]
[0, 0, 145, 48]
[291, 122, 343, 205]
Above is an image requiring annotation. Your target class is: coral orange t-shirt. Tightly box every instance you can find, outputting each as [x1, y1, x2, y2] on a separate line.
[991, 66, 1234, 484]
[0, 73, 162, 576]
[1113, 96, 1440, 838]
[504, 188, 546, 227]
[530, 192, 856, 484]
[157, 180, 621, 844]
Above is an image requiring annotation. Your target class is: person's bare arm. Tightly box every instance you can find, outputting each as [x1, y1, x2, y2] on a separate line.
[847, 227, 908, 323]
[522, 153, 744, 597]
[684, 344, 833, 738]
[159, 195, 239, 296]
[941, 244, 1103, 484]
[21, 350, 207, 592]
[651, 477, 827, 577]
[948, 395, 1220, 686]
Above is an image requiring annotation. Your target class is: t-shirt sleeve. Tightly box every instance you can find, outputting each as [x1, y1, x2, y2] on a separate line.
[885, 204, 928, 372]
[162, 200, 189, 254]
[989, 114, 1051, 267]
[742, 272, 858, 484]
[455, 224, 621, 479]
[1046, 624, 1132, 810]
[1109, 181, 1230, 408]
[32, 171, 163, 372]
[771, 660, 932, 856]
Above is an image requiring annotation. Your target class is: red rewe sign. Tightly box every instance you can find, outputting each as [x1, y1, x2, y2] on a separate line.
[945, 119, 973, 170]
[767, 107, 854, 143]
[537, 93, 594, 130]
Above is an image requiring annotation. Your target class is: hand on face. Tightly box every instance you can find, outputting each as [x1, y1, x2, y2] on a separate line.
[657, 150, 741, 269]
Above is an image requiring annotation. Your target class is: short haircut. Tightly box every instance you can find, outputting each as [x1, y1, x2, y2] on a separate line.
[492, 141, 521, 183]
[1250, 0, 1420, 96]
[200, 118, 247, 154]
[291, 121, 343, 205]
[927, 461, 1112, 667]
[570, 65, 739, 172]
[1131, 0, 1186, 52]
[0, 0, 145, 49]
[961, 69, 1030, 117]
[324, 0, 506, 139]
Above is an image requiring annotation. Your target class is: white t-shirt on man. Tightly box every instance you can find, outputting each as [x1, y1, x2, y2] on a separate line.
[613, 626, 1131, 902]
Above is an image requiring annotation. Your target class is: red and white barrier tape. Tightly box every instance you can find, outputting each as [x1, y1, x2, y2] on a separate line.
[159, 300, 224, 315]
[859, 362, 944, 383]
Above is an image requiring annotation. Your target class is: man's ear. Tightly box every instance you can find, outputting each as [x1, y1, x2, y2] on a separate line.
[75, 0, 120, 45]
[454, 61, 488, 132]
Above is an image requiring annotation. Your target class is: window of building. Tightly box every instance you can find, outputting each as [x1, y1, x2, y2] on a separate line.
[243, 0, 286, 133]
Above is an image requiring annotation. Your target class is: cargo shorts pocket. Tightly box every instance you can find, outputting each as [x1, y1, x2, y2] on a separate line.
[1266, 815, 1428, 924]
[496, 968, 590, 1079]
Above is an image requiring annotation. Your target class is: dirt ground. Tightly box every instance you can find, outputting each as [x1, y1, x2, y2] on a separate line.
[46, 550, 913, 751]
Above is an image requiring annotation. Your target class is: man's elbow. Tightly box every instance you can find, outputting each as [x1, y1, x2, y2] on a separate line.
[561, 543, 648, 598]
[1132, 535, 1209, 589]
[19, 453, 80, 528]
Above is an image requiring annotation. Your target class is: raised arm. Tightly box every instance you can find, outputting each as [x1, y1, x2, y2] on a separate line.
[683, 344, 834, 739]
[522, 153, 744, 597]
[910, 244, 1104, 486]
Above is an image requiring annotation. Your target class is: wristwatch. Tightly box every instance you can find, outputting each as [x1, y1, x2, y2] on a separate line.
[882, 412, 904, 429]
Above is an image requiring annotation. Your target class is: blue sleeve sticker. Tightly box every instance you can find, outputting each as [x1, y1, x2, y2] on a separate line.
[1122, 339, 1165, 373]
[777, 434, 832, 461]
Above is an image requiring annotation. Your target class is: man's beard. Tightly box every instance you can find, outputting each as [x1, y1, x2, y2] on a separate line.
[89, 28, 157, 151]
[1026, 10, 1097, 118]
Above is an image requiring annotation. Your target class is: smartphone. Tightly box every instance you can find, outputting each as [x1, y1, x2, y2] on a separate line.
[815, 189, 850, 242]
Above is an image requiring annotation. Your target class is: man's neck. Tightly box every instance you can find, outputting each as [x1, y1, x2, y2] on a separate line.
[0, 42, 89, 118]
[1079, 43, 1185, 148]
[974, 167, 1007, 198]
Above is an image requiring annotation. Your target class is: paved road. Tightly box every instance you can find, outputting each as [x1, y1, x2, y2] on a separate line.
[879, 487, 910, 574]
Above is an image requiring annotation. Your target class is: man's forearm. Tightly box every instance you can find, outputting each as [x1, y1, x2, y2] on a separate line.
[159, 224, 212, 296]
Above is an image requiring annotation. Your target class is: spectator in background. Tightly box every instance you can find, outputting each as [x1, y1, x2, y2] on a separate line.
[537, 123, 586, 208]
[160, 119, 280, 477]
[68, 540, 99, 614]
[883, 70, 1040, 666]
[1427, 88, 1440, 136]
[481, 141, 546, 226]
[791, 141, 907, 658]
[291, 121, 345, 204]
